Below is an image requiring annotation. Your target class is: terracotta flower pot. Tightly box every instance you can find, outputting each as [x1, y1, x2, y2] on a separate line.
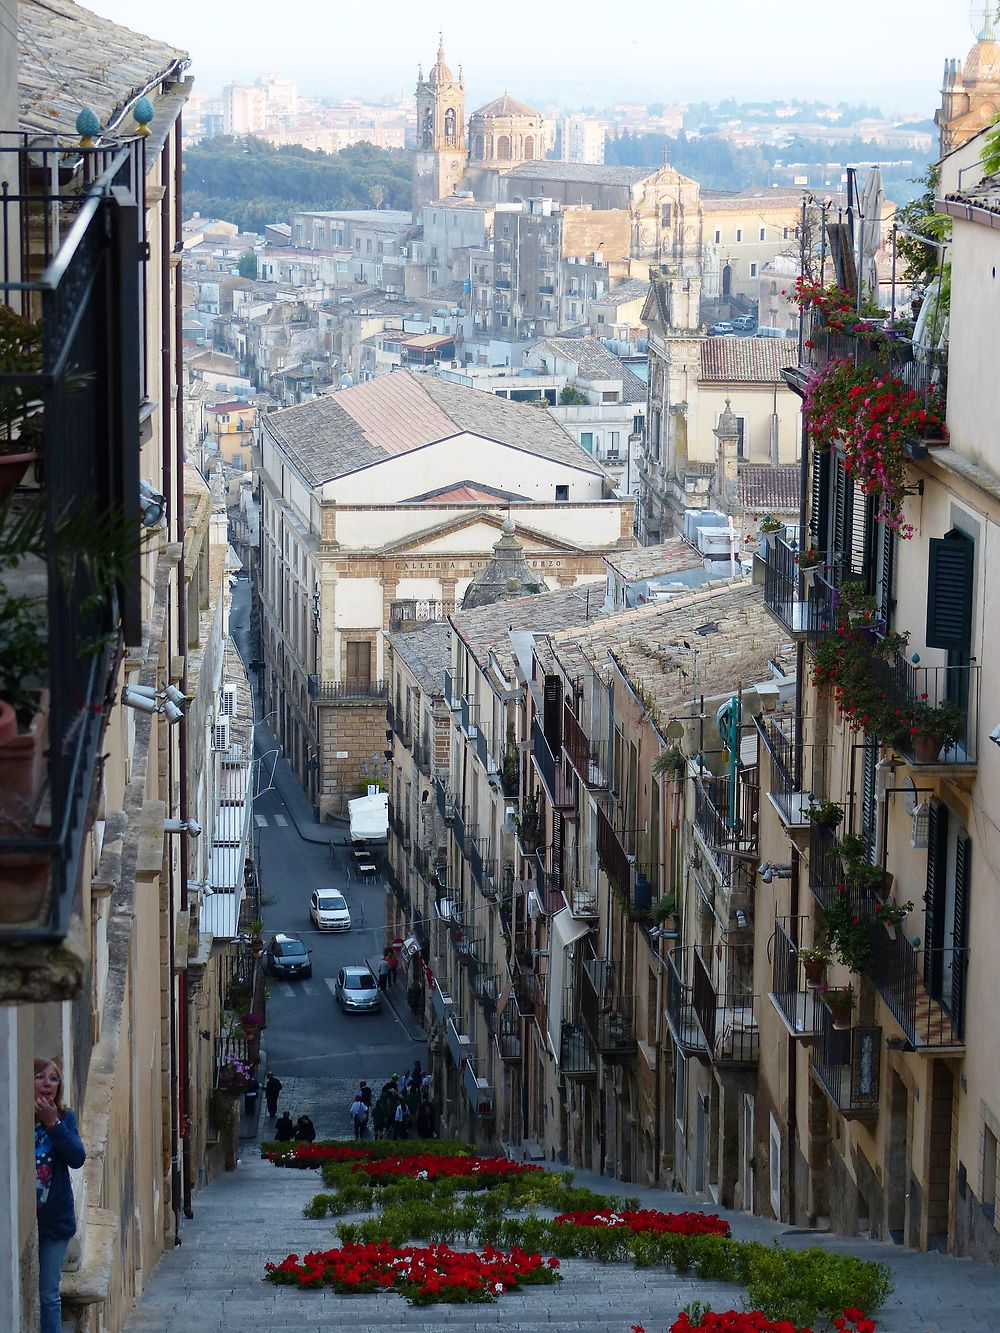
[825, 996, 853, 1030]
[913, 733, 944, 763]
[803, 958, 827, 989]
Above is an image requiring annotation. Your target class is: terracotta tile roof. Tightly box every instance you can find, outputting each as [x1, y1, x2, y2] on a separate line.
[700, 339, 798, 383]
[501, 162, 654, 187]
[386, 622, 452, 694]
[263, 370, 607, 487]
[738, 464, 801, 513]
[412, 484, 524, 504]
[473, 92, 542, 118]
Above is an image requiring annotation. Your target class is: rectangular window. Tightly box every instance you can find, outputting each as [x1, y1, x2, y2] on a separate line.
[366, 239, 373, 253]
[602, 390, 619, 403]
[750, 262, 758, 278]
[580, 432, 594, 452]
[759, 226, 766, 241]
[555, 484, 569, 502]
[713, 228, 721, 244]
[735, 228, 743, 243]
[597, 313, 605, 324]
[609, 431, 620, 450]
[783, 226, 790, 240]
[346, 640, 372, 686]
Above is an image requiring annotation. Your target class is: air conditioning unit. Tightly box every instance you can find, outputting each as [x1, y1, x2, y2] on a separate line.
[212, 718, 230, 752]
[219, 684, 237, 717]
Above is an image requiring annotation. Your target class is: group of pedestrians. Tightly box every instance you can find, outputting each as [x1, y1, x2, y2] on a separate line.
[376, 946, 399, 990]
[264, 1070, 317, 1143]
[350, 1063, 436, 1140]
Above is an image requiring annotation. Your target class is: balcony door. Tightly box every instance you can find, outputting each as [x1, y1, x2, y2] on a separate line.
[925, 799, 970, 1032]
[346, 640, 372, 689]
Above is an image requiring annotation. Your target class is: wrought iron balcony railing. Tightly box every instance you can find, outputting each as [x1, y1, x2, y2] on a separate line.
[495, 1000, 522, 1062]
[665, 950, 708, 1056]
[755, 714, 817, 829]
[560, 1018, 597, 1078]
[307, 676, 388, 703]
[802, 309, 947, 408]
[442, 669, 462, 710]
[692, 944, 759, 1065]
[761, 535, 837, 640]
[0, 143, 147, 942]
[812, 1006, 881, 1119]
[692, 769, 759, 866]
[460, 694, 478, 739]
[580, 958, 636, 1060]
[768, 917, 825, 1037]
[531, 716, 574, 810]
[562, 701, 608, 788]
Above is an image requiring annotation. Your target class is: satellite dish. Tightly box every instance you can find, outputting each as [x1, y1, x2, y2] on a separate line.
[665, 720, 685, 741]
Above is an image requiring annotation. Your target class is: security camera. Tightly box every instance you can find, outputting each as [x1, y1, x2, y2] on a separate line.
[139, 479, 167, 528]
[990, 724, 1000, 747]
[161, 684, 190, 708]
[164, 817, 202, 837]
[758, 862, 773, 884]
[161, 700, 185, 724]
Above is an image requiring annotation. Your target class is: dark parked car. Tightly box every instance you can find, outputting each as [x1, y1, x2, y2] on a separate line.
[334, 966, 381, 1013]
[266, 933, 313, 979]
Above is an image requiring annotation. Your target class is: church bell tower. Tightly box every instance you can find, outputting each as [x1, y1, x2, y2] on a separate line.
[412, 36, 467, 216]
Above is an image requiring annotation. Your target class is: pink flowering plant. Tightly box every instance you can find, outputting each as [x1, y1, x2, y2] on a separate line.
[802, 358, 944, 535]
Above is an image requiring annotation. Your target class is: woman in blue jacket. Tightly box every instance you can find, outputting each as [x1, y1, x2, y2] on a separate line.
[34, 1058, 86, 1333]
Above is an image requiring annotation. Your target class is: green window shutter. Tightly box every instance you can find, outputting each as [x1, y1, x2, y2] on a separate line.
[923, 797, 948, 995]
[926, 531, 973, 650]
[809, 448, 830, 550]
[951, 830, 971, 1036]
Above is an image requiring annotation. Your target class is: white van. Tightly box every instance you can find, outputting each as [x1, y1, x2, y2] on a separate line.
[755, 326, 795, 339]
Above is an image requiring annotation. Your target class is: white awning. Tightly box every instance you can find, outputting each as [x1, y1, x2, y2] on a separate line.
[547, 909, 592, 1058]
[348, 791, 388, 842]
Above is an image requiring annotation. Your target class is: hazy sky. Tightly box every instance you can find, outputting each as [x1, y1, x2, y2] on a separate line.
[88, 0, 981, 114]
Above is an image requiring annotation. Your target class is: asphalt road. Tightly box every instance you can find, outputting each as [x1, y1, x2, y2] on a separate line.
[228, 579, 425, 1085]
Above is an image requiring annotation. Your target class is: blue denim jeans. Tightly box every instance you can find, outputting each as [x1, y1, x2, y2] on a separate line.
[38, 1234, 70, 1333]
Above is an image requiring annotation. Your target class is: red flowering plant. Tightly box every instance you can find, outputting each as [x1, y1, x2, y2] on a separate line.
[554, 1208, 730, 1237]
[803, 357, 944, 535]
[660, 1308, 877, 1333]
[263, 1138, 474, 1168]
[788, 276, 887, 334]
[811, 613, 912, 747]
[356, 1153, 542, 1186]
[263, 1240, 561, 1305]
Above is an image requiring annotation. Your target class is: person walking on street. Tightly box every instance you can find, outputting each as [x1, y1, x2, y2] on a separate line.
[243, 1074, 260, 1118]
[358, 1080, 373, 1110]
[376, 956, 390, 991]
[415, 1097, 436, 1140]
[264, 1071, 282, 1118]
[294, 1115, 316, 1143]
[393, 1097, 409, 1140]
[274, 1111, 295, 1142]
[372, 1094, 388, 1140]
[349, 1093, 370, 1139]
[410, 1060, 422, 1087]
[387, 947, 399, 987]
[34, 1059, 86, 1333]
[399, 1067, 411, 1096]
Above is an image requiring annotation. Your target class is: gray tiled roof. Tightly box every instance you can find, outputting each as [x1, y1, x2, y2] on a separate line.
[596, 278, 651, 305]
[738, 464, 801, 512]
[450, 583, 608, 676]
[535, 337, 647, 404]
[264, 370, 608, 487]
[501, 162, 655, 187]
[700, 339, 798, 383]
[18, 0, 187, 135]
[386, 622, 451, 694]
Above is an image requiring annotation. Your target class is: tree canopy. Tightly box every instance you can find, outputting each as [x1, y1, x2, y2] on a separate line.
[183, 137, 413, 231]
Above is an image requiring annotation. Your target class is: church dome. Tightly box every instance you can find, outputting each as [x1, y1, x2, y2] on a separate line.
[472, 92, 541, 119]
[461, 520, 543, 610]
[965, 39, 1000, 82]
[468, 91, 545, 166]
[429, 36, 454, 85]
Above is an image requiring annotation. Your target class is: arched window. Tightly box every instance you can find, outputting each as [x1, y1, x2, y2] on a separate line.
[422, 107, 433, 148]
[473, 133, 484, 159]
[523, 135, 535, 160]
[496, 134, 511, 161]
[722, 263, 732, 297]
[444, 107, 456, 140]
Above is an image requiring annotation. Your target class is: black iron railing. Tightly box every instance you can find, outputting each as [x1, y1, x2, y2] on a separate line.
[770, 917, 824, 1036]
[691, 945, 758, 1065]
[580, 958, 635, 1058]
[762, 535, 837, 640]
[460, 695, 478, 738]
[531, 716, 574, 809]
[562, 702, 608, 788]
[804, 310, 946, 409]
[307, 676, 388, 703]
[665, 951, 708, 1055]
[496, 1001, 522, 1062]
[0, 146, 147, 941]
[812, 1006, 881, 1116]
[755, 714, 820, 828]
[443, 669, 461, 710]
[560, 1018, 597, 1077]
[879, 654, 979, 767]
[871, 933, 967, 1050]
[692, 769, 759, 860]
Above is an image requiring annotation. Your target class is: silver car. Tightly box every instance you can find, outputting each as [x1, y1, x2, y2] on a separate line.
[335, 966, 382, 1013]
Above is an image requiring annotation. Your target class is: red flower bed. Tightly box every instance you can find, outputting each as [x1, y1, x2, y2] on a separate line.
[264, 1143, 370, 1168]
[355, 1153, 542, 1183]
[650, 1310, 876, 1333]
[554, 1208, 730, 1237]
[264, 1240, 561, 1304]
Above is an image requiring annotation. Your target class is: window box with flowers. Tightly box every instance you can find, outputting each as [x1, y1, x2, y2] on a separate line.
[759, 514, 783, 552]
[795, 545, 826, 593]
[799, 946, 832, 989]
[218, 1054, 253, 1094]
[807, 800, 843, 830]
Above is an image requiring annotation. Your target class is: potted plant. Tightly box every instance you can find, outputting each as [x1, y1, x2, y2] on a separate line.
[807, 800, 843, 829]
[819, 983, 855, 1030]
[652, 746, 686, 780]
[873, 897, 914, 940]
[238, 1010, 264, 1036]
[514, 788, 542, 853]
[837, 581, 877, 626]
[795, 545, 825, 593]
[799, 945, 831, 989]
[652, 891, 676, 928]
[759, 513, 783, 551]
[907, 697, 965, 763]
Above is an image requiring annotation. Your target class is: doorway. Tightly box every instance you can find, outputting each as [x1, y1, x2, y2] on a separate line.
[886, 1070, 909, 1243]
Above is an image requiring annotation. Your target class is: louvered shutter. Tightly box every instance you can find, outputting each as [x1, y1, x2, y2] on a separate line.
[877, 517, 895, 628]
[923, 798, 948, 994]
[861, 734, 878, 854]
[832, 456, 850, 577]
[950, 831, 971, 1036]
[846, 483, 868, 579]
[809, 448, 831, 550]
[926, 531, 974, 650]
